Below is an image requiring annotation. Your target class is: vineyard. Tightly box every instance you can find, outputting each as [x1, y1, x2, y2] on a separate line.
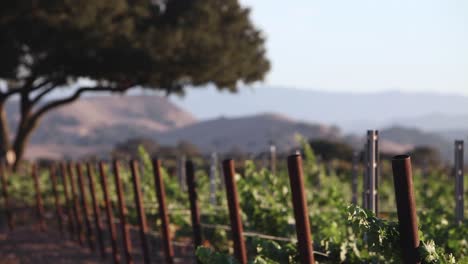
[0, 138, 467, 264]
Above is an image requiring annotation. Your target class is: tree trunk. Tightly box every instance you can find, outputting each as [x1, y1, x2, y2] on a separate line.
[12, 130, 29, 171]
[11, 94, 37, 171]
[12, 115, 39, 171]
[0, 101, 12, 164]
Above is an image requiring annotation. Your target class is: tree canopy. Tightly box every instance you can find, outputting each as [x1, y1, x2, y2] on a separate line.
[0, 0, 270, 168]
[308, 139, 354, 161]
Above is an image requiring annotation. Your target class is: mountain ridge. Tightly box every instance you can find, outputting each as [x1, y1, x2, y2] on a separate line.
[1, 91, 461, 160]
[169, 86, 468, 132]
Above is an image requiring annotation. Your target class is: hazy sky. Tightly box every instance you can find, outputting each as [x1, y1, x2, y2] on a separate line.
[239, 0, 468, 95]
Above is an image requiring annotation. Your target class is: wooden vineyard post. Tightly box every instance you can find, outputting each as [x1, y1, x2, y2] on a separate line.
[454, 140, 464, 224]
[31, 163, 46, 232]
[129, 160, 151, 264]
[222, 159, 247, 264]
[99, 161, 120, 264]
[287, 154, 315, 264]
[152, 158, 174, 264]
[76, 163, 95, 251]
[113, 160, 133, 264]
[49, 164, 64, 236]
[86, 163, 106, 259]
[0, 162, 13, 230]
[391, 155, 420, 264]
[68, 162, 85, 245]
[60, 163, 75, 239]
[185, 160, 202, 261]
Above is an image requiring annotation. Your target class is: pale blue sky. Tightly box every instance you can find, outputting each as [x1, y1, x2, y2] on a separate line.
[239, 0, 468, 95]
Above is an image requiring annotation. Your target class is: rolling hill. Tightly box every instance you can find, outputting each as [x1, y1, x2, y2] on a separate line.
[6, 95, 197, 159]
[154, 113, 341, 153]
[4, 93, 461, 161]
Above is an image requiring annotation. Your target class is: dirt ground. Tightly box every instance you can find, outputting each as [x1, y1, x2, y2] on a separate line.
[0, 223, 195, 264]
[0, 226, 103, 264]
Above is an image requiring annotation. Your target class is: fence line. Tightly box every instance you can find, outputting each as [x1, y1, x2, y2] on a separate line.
[152, 158, 174, 264]
[68, 162, 85, 245]
[60, 163, 75, 239]
[454, 140, 464, 224]
[76, 163, 95, 251]
[130, 160, 151, 264]
[391, 155, 420, 264]
[287, 154, 315, 264]
[185, 160, 202, 262]
[98, 161, 120, 264]
[113, 160, 133, 264]
[86, 163, 106, 259]
[49, 164, 64, 236]
[222, 159, 248, 264]
[0, 162, 13, 230]
[31, 163, 46, 232]
[0, 138, 465, 264]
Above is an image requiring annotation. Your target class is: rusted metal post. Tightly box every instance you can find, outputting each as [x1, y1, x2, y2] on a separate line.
[76, 163, 95, 251]
[209, 152, 217, 205]
[185, 160, 202, 259]
[152, 158, 174, 264]
[375, 130, 380, 215]
[270, 144, 277, 175]
[363, 136, 369, 210]
[68, 162, 84, 245]
[391, 155, 420, 264]
[454, 140, 464, 224]
[49, 164, 64, 236]
[178, 155, 187, 191]
[362, 165, 368, 210]
[366, 130, 378, 214]
[60, 163, 75, 239]
[287, 154, 315, 264]
[222, 159, 247, 264]
[0, 162, 13, 230]
[86, 163, 106, 258]
[351, 151, 359, 204]
[32, 163, 46, 232]
[129, 160, 151, 264]
[113, 160, 133, 264]
[99, 161, 120, 264]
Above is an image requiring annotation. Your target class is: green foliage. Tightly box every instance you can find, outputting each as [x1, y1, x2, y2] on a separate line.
[1, 143, 466, 263]
[419, 241, 457, 264]
[0, 0, 270, 90]
[308, 140, 354, 161]
[0, 0, 270, 168]
[238, 161, 294, 237]
[252, 240, 298, 264]
[196, 246, 238, 264]
[410, 146, 442, 166]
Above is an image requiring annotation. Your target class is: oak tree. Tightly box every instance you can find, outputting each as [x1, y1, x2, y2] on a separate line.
[0, 0, 270, 168]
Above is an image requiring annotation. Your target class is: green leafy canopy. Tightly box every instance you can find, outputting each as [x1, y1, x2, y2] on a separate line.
[0, 0, 270, 92]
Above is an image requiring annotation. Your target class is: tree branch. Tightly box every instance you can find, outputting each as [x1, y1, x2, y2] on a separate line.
[30, 78, 55, 92]
[30, 84, 134, 124]
[0, 87, 22, 102]
[0, 77, 53, 102]
[31, 84, 58, 105]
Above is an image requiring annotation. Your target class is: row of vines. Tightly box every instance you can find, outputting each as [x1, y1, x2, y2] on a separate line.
[0, 140, 467, 263]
